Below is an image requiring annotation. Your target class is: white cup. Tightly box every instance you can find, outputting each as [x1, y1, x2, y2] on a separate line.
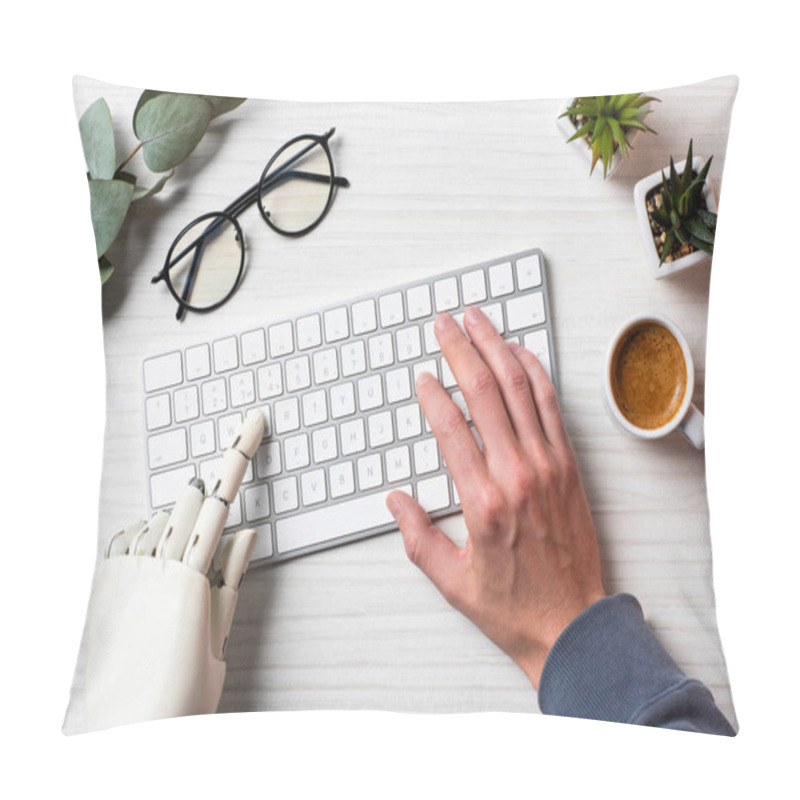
[604, 314, 704, 449]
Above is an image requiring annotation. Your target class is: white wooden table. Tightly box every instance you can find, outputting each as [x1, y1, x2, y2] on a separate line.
[72, 75, 738, 725]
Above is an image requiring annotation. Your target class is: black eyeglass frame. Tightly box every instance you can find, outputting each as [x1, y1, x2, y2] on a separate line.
[152, 128, 349, 320]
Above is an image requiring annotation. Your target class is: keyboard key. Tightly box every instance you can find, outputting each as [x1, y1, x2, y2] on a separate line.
[255, 441, 281, 478]
[396, 326, 422, 362]
[461, 269, 487, 304]
[482, 302, 505, 334]
[296, 314, 322, 350]
[150, 464, 196, 508]
[145, 393, 171, 430]
[173, 386, 200, 423]
[357, 453, 383, 491]
[324, 307, 349, 342]
[230, 371, 255, 407]
[190, 419, 215, 457]
[329, 461, 355, 498]
[396, 403, 422, 440]
[302, 389, 328, 426]
[184, 345, 211, 381]
[144, 352, 182, 392]
[274, 397, 300, 434]
[218, 412, 243, 449]
[506, 292, 545, 332]
[523, 329, 552, 379]
[257, 363, 283, 399]
[368, 410, 394, 447]
[341, 340, 367, 377]
[516, 253, 542, 289]
[358, 375, 383, 411]
[273, 476, 299, 514]
[301, 469, 327, 505]
[385, 367, 412, 403]
[269, 321, 294, 357]
[368, 333, 394, 369]
[340, 418, 366, 455]
[488, 262, 514, 297]
[250, 523, 274, 561]
[385, 445, 411, 482]
[423, 321, 440, 354]
[312, 426, 338, 462]
[379, 292, 405, 327]
[434, 276, 459, 311]
[201, 378, 228, 414]
[244, 484, 271, 521]
[313, 348, 339, 384]
[406, 284, 431, 320]
[284, 433, 310, 471]
[413, 437, 439, 475]
[213, 337, 238, 373]
[285, 355, 312, 392]
[148, 429, 187, 469]
[241, 329, 267, 365]
[276, 485, 411, 554]
[330, 382, 356, 419]
[417, 474, 450, 512]
[351, 299, 377, 334]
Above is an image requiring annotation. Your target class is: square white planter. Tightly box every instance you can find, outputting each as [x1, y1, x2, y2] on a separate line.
[633, 157, 717, 279]
[556, 98, 648, 179]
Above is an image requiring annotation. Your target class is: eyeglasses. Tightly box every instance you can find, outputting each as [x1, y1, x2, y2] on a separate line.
[152, 128, 349, 320]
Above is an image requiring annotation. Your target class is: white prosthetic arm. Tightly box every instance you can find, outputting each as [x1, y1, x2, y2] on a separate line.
[68, 409, 265, 733]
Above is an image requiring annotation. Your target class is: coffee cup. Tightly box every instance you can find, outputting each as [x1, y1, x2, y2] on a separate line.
[604, 314, 704, 449]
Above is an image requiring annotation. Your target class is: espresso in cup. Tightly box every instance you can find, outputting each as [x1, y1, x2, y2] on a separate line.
[610, 321, 687, 430]
[604, 314, 704, 449]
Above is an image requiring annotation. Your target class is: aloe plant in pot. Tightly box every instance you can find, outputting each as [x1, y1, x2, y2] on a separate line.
[633, 139, 718, 278]
[557, 93, 658, 178]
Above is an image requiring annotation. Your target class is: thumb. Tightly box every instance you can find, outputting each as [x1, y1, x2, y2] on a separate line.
[387, 490, 464, 605]
[209, 529, 257, 659]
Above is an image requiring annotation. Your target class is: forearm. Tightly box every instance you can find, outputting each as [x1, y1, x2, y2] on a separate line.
[537, 593, 735, 736]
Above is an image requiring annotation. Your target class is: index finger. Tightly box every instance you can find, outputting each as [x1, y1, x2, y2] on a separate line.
[183, 409, 265, 573]
[433, 312, 519, 460]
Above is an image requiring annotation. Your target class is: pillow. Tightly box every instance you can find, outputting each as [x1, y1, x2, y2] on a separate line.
[64, 74, 738, 734]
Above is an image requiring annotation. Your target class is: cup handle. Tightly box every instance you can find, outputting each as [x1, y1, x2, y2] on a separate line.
[679, 403, 705, 450]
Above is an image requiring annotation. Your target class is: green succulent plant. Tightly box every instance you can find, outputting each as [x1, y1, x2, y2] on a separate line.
[561, 93, 658, 177]
[648, 140, 716, 265]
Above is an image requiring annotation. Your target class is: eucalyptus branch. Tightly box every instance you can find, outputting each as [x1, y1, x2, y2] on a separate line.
[115, 142, 143, 178]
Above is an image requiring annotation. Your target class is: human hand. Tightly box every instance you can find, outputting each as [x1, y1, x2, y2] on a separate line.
[68, 409, 265, 733]
[386, 308, 605, 689]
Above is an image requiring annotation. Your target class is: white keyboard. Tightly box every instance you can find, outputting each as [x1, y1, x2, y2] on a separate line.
[141, 248, 557, 564]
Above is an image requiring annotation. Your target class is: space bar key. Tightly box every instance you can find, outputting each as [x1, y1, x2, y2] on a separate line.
[276, 485, 412, 555]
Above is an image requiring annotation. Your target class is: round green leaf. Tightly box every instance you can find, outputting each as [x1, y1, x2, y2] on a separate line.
[88, 178, 134, 257]
[99, 255, 114, 284]
[79, 98, 116, 180]
[134, 93, 213, 173]
[201, 95, 246, 119]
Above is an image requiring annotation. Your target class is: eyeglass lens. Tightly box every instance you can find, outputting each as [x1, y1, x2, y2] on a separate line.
[167, 215, 244, 311]
[258, 137, 334, 235]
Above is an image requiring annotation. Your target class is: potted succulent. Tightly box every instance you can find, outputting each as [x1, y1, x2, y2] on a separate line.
[633, 140, 717, 279]
[557, 93, 658, 178]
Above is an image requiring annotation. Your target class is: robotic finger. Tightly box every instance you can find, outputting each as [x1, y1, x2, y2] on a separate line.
[183, 409, 265, 574]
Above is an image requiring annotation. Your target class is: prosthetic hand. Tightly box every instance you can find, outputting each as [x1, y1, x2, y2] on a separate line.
[68, 409, 265, 733]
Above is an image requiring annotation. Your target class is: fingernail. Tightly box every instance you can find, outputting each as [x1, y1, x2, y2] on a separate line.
[508, 340, 520, 353]
[465, 306, 483, 325]
[386, 494, 402, 519]
[434, 312, 452, 332]
[415, 370, 434, 388]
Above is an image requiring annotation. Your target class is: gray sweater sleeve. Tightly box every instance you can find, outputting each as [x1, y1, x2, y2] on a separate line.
[537, 593, 735, 736]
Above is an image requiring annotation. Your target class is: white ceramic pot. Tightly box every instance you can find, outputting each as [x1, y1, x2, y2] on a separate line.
[556, 98, 648, 178]
[633, 156, 717, 279]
